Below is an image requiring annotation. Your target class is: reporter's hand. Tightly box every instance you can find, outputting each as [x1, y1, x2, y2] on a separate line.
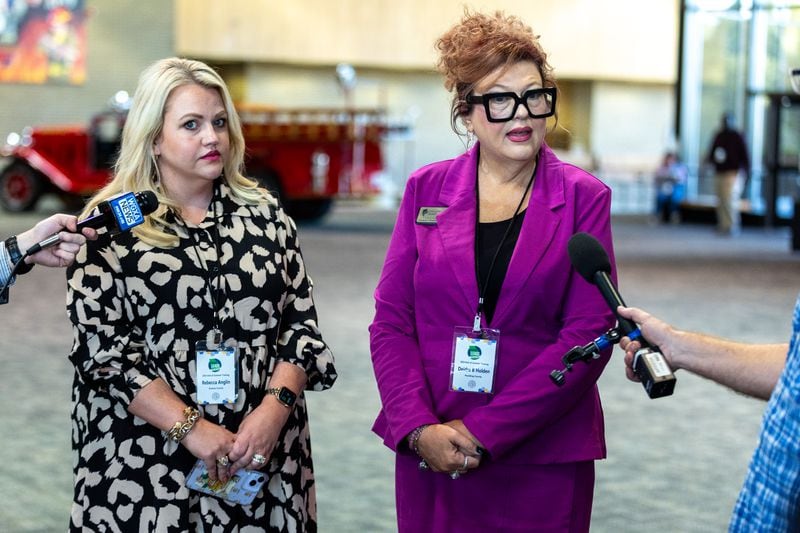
[15, 213, 98, 268]
[416, 423, 482, 474]
[181, 419, 237, 483]
[617, 305, 677, 382]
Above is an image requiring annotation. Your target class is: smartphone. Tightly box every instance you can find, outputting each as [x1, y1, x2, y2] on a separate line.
[185, 459, 267, 505]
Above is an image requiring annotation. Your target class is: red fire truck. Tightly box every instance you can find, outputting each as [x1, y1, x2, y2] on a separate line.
[0, 104, 387, 220]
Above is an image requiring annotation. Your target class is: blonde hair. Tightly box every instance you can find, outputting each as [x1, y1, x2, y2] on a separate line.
[435, 10, 558, 135]
[82, 57, 267, 247]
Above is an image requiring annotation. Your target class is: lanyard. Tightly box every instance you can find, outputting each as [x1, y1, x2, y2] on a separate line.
[473, 159, 537, 332]
[176, 185, 225, 339]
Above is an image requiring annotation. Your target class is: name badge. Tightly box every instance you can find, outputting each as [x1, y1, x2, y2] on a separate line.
[196, 341, 239, 405]
[416, 207, 446, 225]
[451, 326, 499, 393]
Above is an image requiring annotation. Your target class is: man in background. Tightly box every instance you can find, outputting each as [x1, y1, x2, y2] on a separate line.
[707, 112, 750, 236]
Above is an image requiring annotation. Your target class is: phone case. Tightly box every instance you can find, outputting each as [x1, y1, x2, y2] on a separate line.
[185, 460, 267, 505]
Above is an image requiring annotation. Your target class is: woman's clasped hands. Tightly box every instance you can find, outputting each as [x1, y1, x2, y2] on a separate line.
[226, 403, 286, 474]
[181, 418, 237, 483]
[183, 404, 286, 483]
[416, 420, 484, 479]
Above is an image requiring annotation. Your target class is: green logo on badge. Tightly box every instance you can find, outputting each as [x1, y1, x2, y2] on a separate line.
[467, 345, 482, 360]
[208, 358, 222, 372]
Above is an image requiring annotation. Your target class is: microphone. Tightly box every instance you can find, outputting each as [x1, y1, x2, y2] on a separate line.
[567, 232, 676, 399]
[27, 191, 158, 254]
[550, 327, 637, 387]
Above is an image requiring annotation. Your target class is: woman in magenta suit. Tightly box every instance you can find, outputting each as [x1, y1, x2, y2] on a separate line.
[369, 11, 618, 532]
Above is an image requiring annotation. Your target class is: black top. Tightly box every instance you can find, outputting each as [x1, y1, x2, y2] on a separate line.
[477, 209, 526, 325]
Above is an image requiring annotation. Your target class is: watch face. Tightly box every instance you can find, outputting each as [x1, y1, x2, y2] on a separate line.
[278, 387, 296, 406]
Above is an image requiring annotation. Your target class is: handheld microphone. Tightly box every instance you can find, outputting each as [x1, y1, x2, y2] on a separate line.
[567, 232, 676, 399]
[27, 191, 158, 254]
[551, 327, 640, 387]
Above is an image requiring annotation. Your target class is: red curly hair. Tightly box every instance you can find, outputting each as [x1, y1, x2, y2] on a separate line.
[435, 10, 557, 134]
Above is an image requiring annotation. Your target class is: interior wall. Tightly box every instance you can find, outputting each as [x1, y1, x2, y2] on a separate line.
[551, 80, 593, 156]
[237, 64, 674, 182]
[0, 0, 174, 138]
[177, 0, 678, 83]
[590, 81, 676, 175]
[188, 2, 680, 184]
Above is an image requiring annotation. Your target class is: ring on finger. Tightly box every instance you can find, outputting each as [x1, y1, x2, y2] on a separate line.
[251, 453, 267, 465]
[462, 456, 469, 470]
[216, 455, 230, 467]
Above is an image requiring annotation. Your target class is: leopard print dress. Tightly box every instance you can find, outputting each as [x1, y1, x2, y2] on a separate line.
[66, 182, 336, 532]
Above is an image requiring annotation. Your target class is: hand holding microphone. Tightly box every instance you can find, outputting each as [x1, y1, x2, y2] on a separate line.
[617, 305, 680, 383]
[1, 191, 158, 304]
[25, 190, 159, 255]
[567, 232, 676, 398]
[15, 214, 98, 269]
[3, 190, 157, 283]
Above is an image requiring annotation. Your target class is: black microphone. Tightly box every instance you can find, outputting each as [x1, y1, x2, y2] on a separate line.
[567, 232, 676, 399]
[27, 191, 159, 254]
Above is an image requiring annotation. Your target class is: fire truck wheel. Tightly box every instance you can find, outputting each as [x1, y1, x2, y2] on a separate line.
[285, 199, 333, 221]
[0, 161, 43, 212]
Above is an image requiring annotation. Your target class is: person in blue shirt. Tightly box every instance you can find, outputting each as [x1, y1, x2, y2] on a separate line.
[1, 213, 96, 303]
[653, 152, 687, 224]
[620, 67, 800, 531]
[618, 303, 799, 531]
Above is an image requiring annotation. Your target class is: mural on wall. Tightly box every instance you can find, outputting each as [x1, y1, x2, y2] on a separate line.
[0, 0, 86, 85]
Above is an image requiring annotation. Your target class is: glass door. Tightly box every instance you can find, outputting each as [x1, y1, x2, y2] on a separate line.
[761, 94, 800, 223]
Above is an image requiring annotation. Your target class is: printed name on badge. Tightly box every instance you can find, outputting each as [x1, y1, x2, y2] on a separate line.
[416, 207, 446, 225]
[451, 327, 499, 394]
[196, 344, 239, 405]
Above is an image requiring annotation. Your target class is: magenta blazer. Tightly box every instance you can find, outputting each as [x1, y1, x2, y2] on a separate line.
[370, 143, 617, 465]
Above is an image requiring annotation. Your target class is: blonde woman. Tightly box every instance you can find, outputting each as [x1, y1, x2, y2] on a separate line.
[67, 57, 336, 531]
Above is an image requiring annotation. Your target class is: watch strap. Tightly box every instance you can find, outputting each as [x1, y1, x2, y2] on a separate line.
[5, 236, 34, 275]
[267, 386, 296, 407]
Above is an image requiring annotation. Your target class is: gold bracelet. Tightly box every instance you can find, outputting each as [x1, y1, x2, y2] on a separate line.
[167, 407, 200, 443]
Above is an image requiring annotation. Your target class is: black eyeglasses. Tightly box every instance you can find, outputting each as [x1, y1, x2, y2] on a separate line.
[466, 87, 556, 122]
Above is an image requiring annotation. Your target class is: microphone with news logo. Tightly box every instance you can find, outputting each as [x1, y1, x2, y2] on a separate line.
[567, 232, 676, 399]
[0, 191, 158, 304]
[26, 190, 158, 254]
